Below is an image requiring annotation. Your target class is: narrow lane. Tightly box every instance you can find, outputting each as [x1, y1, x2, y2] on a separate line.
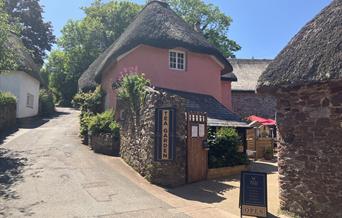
[0, 108, 186, 217]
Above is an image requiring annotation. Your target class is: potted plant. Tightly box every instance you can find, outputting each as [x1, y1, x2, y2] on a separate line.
[264, 147, 274, 160]
[88, 111, 120, 155]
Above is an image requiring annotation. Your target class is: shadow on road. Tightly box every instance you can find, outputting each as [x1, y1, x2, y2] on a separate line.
[168, 176, 239, 203]
[249, 161, 278, 174]
[0, 148, 27, 200]
[17, 110, 71, 129]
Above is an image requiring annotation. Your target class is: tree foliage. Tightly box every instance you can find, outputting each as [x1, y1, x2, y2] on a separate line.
[0, 0, 17, 70]
[166, 0, 240, 58]
[46, 0, 141, 105]
[115, 74, 150, 127]
[208, 128, 249, 168]
[5, 0, 55, 65]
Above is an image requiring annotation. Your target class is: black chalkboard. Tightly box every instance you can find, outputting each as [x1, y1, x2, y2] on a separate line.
[240, 171, 268, 217]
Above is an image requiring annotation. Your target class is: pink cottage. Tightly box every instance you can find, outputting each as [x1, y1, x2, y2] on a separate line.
[79, 1, 246, 128]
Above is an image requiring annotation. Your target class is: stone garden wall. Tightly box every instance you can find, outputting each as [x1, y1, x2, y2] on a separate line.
[0, 103, 16, 133]
[117, 88, 187, 187]
[275, 81, 342, 217]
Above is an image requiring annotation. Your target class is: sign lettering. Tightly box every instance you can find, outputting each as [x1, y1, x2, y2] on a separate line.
[240, 171, 268, 218]
[155, 108, 175, 161]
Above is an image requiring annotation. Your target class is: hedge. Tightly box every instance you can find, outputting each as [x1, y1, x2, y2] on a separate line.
[0, 92, 16, 105]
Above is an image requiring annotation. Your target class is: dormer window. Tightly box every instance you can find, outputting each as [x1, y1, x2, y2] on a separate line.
[169, 50, 186, 70]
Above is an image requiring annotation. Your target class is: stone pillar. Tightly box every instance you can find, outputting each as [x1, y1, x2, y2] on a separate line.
[118, 88, 187, 187]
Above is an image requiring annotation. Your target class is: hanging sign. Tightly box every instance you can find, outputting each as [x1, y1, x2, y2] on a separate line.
[155, 108, 176, 161]
[240, 171, 268, 218]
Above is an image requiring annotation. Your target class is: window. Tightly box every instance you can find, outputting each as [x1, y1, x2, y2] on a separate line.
[169, 50, 186, 70]
[26, 93, 34, 108]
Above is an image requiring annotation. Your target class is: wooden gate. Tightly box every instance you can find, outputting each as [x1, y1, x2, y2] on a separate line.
[186, 112, 208, 183]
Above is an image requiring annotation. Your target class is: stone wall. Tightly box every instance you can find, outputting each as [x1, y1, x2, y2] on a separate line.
[117, 88, 187, 187]
[0, 103, 16, 133]
[275, 81, 342, 217]
[232, 91, 276, 119]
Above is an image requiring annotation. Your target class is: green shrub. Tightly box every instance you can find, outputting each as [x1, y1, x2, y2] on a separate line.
[0, 92, 16, 105]
[80, 112, 92, 137]
[39, 89, 55, 116]
[88, 111, 120, 138]
[208, 127, 249, 168]
[72, 85, 103, 113]
[115, 74, 150, 127]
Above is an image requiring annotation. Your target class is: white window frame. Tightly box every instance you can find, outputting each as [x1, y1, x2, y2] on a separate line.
[26, 93, 34, 109]
[169, 50, 186, 71]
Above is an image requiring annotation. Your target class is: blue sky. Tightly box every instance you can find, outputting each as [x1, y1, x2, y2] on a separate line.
[40, 0, 332, 59]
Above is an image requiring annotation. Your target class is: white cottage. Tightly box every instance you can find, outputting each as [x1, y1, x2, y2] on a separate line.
[0, 34, 42, 118]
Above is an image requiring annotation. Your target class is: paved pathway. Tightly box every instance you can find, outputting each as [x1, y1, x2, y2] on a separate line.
[0, 108, 187, 217]
[0, 108, 285, 218]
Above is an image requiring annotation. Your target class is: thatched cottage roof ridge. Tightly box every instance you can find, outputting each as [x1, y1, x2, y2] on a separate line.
[228, 58, 272, 91]
[257, 0, 342, 92]
[78, 0, 235, 90]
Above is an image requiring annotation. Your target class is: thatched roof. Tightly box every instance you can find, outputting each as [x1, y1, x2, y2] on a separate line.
[157, 87, 249, 127]
[4, 33, 42, 83]
[79, 0, 235, 90]
[228, 59, 272, 91]
[257, 0, 342, 93]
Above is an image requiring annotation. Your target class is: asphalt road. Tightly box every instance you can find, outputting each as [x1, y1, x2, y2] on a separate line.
[0, 108, 187, 218]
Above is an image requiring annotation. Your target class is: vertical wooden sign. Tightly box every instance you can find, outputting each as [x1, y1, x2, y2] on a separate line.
[155, 108, 175, 161]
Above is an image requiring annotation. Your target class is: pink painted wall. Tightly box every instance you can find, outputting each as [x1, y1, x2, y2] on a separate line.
[101, 45, 232, 111]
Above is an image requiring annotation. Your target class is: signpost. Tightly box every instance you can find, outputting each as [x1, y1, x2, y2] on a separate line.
[155, 108, 176, 161]
[240, 171, 268, 218]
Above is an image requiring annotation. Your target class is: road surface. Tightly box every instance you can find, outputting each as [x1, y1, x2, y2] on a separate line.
[0, 108, 187, 217]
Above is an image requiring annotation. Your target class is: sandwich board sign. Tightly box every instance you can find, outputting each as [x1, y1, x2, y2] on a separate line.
[240, 171, 268, 217]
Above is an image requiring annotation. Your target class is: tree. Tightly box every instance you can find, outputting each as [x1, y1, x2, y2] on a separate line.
[43, 50, 74, 105]
[5, 0, 55, 65]
[46, 0, 141, 105]
[0, 0, 17, 70]
[166, 0, 240, 57]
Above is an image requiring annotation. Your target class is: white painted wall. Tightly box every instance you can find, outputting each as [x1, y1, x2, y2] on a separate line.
[0, 71, 40, 118]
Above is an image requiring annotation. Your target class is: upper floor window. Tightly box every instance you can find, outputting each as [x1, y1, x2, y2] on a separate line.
[169, 50, 186, 70]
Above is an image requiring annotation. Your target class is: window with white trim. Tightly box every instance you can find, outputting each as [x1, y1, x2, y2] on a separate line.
[26, 93, 34, 108]
[169, 50, 186, 70]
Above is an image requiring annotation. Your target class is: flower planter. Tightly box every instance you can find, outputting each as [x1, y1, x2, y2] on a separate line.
[90, 133, 120, 156]
[207, 164, 249, 180]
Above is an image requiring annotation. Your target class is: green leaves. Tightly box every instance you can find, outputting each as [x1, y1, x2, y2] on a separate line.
[116, 74, 150, 116]
[72, 86, 104, 113]
[208, 127, 248, 168]
[0, 92, 16, 105]
[0, 0, 17, 70]
[5, 0, 55, 65]
[88, 111, 120, 136]
[45, 0, 142, 105]
[166, 0, 241, 57]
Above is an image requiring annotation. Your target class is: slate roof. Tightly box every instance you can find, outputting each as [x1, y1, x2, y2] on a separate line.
[257, 0, 342, 92]
[78, 0, 236, 91]
[4, 33, 42, 83]
[228, 59, 272, 91]
[157, 87, 248, 127]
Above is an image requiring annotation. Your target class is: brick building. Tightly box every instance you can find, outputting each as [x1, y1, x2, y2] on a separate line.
[257, 0, 342, 217]
[228, 59, 276, 119]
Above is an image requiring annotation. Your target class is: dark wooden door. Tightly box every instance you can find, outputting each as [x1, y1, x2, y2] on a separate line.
[186, 112, 208, 183]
